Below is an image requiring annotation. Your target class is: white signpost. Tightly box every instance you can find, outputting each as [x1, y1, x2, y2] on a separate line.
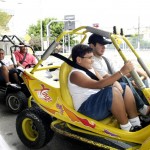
[64, 15, 75, 30]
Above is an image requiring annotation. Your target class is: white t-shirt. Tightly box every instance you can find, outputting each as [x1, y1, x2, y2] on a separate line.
[0, 58, 13, 67]
[92, 56, 117, 76]
[68, 68, 99, 111]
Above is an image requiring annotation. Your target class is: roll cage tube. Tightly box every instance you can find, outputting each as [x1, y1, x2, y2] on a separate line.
[30, 41, 59, 74]
[123, 36, 150, 78]
[1, 35, 15, 45]
[81, 26, 146, 90]
[30, 25, 146, 90]
[110, 34, 145, 90]
[30, 26, 88, 74]
[0, 35, 24, 45]
[86, 26, 111, 38]
[116, 26, 150, 78]
[80, 26, 147, 90]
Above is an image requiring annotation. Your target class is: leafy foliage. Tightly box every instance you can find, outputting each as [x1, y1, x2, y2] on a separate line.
[0, 10, 12, 31]
[27, 18, 63, 50]
[27, 18, 77, 50]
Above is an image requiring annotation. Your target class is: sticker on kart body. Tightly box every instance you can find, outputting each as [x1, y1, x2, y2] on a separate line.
[35, 84, 52, 102]
[104, 129, 119, 138]
[56, 103, 64, 115]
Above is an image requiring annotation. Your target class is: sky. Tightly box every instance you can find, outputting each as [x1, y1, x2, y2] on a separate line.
[0, 0, 150, 37]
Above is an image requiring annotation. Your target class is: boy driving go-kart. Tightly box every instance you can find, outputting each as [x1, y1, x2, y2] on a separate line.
[16, 26, 150, 150]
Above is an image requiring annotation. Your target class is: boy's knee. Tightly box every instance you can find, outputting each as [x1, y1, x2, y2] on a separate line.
[0, 65, 7, 70]
[113, 87, 122, 96]
[126, 85, 131, 92]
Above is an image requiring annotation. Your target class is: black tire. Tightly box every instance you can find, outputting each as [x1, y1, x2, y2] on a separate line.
[6, 91, 27, 113]
[16, 107, 54, 149]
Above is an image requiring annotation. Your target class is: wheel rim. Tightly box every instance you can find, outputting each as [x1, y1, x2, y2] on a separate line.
[7, 96, 20, 110]
[22, 118, 38, 141]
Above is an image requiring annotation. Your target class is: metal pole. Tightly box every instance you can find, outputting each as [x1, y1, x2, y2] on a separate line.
[40, 0, 43, 51]
[137, 16, 140, 50]
[63, 36, 65, 53]
[40, 19, 43, 51]
[68, 34, 70, 52]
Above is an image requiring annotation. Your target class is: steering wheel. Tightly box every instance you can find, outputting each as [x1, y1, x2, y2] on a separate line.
[25, 64, 35, 69]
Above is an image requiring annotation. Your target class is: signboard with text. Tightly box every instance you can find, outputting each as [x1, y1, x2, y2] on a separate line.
[64, 15, 75, 30]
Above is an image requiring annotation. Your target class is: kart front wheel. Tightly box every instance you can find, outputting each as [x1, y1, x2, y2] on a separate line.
[16, 107, 54, 149]
[6, 91, 27, 113]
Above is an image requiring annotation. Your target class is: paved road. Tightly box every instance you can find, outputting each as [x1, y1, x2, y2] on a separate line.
[0, 99, 103, 150]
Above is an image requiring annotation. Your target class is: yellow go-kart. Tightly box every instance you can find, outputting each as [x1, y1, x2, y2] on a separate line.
[16, 26, 150, 149]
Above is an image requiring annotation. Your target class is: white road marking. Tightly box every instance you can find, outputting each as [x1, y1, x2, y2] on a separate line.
[0, 135, 13, 150]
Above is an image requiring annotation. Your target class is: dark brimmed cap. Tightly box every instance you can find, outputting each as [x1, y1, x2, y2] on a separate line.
[88, 34, 112, 45]
[18, 42, 25, 47]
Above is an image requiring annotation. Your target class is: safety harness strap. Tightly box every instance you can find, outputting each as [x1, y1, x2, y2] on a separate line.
[51, 53, 99, 81]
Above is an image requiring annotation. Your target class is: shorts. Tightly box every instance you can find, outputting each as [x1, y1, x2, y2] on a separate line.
[0, 68, 18, 82]
[78, 82, 126, 121]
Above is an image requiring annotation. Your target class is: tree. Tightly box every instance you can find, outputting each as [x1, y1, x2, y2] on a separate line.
[27, 18, 77, 51]
[0, 10, 12, 32]
[27, 18, 63, 50]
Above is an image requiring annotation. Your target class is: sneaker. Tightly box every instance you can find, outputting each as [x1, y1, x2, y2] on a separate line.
[140, 115, 150, 127]
[129, 125, 142, 132]
[8, 83, 21, 89]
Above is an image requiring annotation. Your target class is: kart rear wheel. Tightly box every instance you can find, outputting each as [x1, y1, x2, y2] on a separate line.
[6, 91, 27, 113]
[16, 107, 54, 149]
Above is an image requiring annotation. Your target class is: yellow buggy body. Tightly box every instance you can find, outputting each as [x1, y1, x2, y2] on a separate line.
[16, 26, 150, 150]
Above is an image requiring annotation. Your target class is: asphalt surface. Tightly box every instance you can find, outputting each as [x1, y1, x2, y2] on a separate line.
[0, 94, 104, 150]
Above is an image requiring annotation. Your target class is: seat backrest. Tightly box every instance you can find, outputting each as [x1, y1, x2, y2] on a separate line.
[59, 62, 74, 108]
